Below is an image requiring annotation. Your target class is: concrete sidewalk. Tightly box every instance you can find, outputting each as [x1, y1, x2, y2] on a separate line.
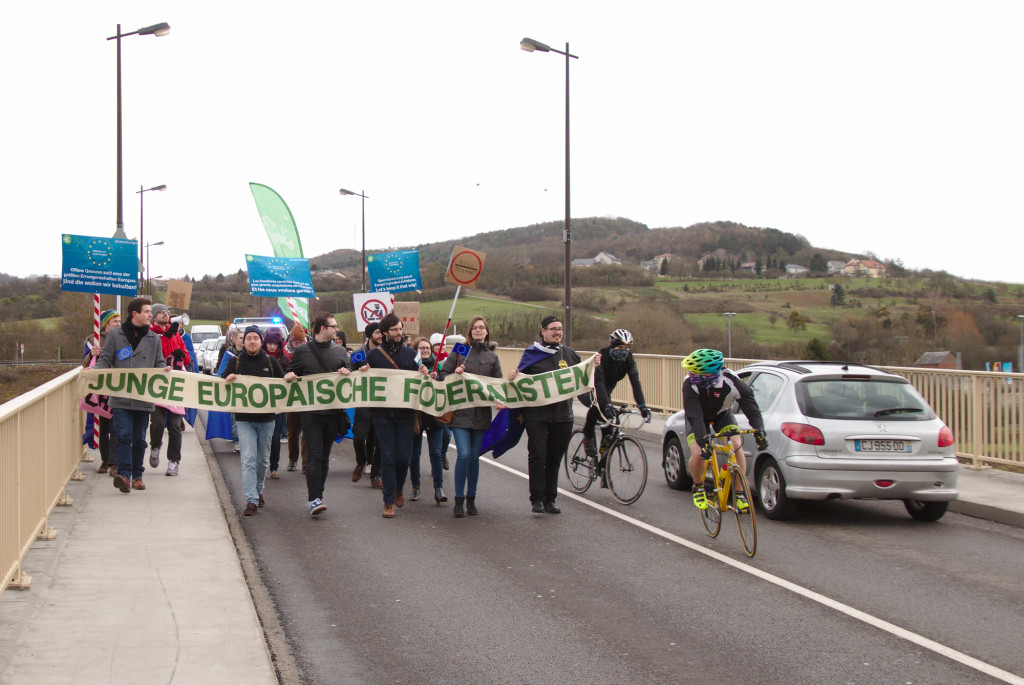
[579, 404, 1024, 529]
[0, 424, 278, 685]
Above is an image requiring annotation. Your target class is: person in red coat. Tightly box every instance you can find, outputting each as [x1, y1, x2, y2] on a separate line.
[149, 303, 190, 475]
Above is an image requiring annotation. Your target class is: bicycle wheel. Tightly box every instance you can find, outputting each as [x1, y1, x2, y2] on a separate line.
[605, 436, 648, 505]
[563, 430, 595, 494]
[699, 471, 722, 538]
[729, 464, 758, 557]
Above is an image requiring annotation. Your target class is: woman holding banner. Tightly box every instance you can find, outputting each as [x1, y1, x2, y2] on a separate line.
[440, 316, 504, 518]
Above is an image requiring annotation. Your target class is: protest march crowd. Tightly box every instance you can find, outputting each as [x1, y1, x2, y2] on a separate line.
[80, 298, 646, 520]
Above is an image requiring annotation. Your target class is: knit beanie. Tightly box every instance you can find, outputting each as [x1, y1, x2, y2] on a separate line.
[99, 309, 119, 329]
[243, 324, 263, 341]
[289, 324, 307, 346]
[151, 303, 169, 317]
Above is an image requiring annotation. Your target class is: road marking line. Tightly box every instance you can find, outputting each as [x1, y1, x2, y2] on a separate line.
[482, 457, 1024, 685]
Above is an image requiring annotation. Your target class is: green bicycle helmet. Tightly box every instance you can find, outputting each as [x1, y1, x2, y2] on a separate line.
[681, 348, 724, 375]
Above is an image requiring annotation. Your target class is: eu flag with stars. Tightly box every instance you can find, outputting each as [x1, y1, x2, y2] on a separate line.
[481, 408, 525, 459]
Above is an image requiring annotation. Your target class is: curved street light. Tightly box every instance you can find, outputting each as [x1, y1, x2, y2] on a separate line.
[339, 188, 369, 292]
[520, 36, 578, 345]
[136, 184, 167, 291]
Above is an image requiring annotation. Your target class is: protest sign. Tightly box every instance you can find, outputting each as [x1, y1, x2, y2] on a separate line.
[444, 246, 486, 288]
[394, 302, 420, 334]
[61, 234, 138, 296]
[166, 279, 193, 310]
[353, 292, 393, 332]
[367, 250, 421, 293]
[81, 355, 596, 416]
[245, 254, 316, 298]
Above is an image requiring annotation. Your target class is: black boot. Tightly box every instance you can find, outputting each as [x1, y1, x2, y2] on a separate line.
[466, 497, 478, 516]
[434, 487, 448, 504]
[453, 497, 465, 518]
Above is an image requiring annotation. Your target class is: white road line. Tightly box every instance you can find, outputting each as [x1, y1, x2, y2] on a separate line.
[481, 457, 1024, 685]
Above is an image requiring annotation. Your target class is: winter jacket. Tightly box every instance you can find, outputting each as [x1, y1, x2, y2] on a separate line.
[440, 340, 502, 430]
[592, 345, 646, 409]
[94, 321, 167, 412]
[220, 349, 284, 423]
[367, 340, 419, 418]
[288, 339, 352, 417]
[517, 341, 582, 424]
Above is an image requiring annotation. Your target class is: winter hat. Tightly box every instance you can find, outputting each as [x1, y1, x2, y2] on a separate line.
[289, 324, 307, 346]
[364, 322, 380, 340]
[540, 315, 561, 329]
[243, 324, 263, 341]
[151, 303, 169, 317]
[429, 333, 444, 346]
[99, 309, 119, 329]
[263, 328, 284, 346]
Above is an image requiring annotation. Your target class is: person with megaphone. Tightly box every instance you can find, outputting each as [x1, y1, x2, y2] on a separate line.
[149, 303, 191, 476]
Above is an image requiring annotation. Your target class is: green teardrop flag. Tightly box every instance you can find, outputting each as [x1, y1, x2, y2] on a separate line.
[248, 182, 309, 328]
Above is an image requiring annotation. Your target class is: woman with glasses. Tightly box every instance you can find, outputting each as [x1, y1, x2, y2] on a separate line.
[439, 316, 504, 518]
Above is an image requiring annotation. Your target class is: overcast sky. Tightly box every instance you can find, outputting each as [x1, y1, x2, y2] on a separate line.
[3, 1, 1021, 284]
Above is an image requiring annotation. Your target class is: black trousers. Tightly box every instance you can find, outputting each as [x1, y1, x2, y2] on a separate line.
[301, 412, 344, 502]
[525, 419, 573, 504]
[150, 407, 182, 462]
[353, 408, 381, 478]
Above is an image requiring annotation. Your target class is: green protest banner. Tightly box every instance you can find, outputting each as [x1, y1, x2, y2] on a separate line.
[80, 355, 596, 416]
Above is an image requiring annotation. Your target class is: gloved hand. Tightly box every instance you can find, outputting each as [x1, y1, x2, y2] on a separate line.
[755, 430, 769, 451]
[166, 321, 180, 337]
[639, 405, 652, 422]
[603, 404, 616, 419]
[697, 434, 713, 460]
[171, 349, 186, 366]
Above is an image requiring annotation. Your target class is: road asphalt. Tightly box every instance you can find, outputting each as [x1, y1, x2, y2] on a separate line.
[1, 410, 1021, 684]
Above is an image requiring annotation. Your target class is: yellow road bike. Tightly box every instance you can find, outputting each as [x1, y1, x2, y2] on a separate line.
[698, 427, 758, 557]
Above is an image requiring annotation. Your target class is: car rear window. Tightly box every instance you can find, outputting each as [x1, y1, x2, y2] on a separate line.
[796, 378, 936, 421]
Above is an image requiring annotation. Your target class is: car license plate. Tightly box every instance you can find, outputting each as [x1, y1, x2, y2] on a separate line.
[855, 439, 911, 453]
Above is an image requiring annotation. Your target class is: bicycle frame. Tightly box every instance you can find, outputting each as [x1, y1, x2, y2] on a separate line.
[703, 428, 756, 509]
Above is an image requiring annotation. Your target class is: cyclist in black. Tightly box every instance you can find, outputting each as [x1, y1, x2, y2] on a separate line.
[681, 348, 767, 510]
[584, 329, 651, 478]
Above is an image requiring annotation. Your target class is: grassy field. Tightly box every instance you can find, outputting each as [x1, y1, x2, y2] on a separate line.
[0, 365, 74, 405]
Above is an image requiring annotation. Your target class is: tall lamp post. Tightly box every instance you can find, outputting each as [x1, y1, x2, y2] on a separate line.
[136, 184, 167, 291]
[339, 188, 368, 292]
[144, 241, 164, 297]
[520, 36, 578, 345]
[723, 312, 737, 358]
[108, 22, 170, 243]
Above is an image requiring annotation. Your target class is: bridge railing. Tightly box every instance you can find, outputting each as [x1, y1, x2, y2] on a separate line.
[496, 348, 1023, 468]
[1, 366, 84, 594]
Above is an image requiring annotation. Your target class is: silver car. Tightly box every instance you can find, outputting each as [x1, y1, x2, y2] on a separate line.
[662, 361, 959, 521]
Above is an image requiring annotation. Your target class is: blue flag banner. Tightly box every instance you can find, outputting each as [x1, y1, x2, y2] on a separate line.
[480, 408, 525, 459]
[367, 250, 422, 293]
[61, 234, 138, 296]
[245, 254, 316, 298]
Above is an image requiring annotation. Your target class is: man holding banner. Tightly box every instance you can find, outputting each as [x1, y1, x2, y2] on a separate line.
[366, 313, 428, 519]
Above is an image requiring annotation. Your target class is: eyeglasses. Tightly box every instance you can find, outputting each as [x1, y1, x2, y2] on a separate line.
[545, 327, 563, 332]
[325, 324, 338, 329]
[388, 326, 403, 332]
[471, 325, 488, 331]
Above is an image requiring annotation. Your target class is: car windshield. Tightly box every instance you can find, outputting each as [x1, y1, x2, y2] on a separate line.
[796, 378, 936, 421]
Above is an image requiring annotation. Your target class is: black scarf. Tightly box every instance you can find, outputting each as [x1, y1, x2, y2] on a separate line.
[122, 319, 149, 351]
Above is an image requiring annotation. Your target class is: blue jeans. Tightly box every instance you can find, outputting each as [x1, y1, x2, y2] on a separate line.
[452, 427, 486, 498]
[411, 424, 444, 489]
[112, 408, 150, 479]
[373, 415, 414, 505]
[237, 420, 273, 505]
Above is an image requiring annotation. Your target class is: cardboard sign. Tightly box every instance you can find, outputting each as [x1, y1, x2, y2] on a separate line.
[166, 279, 193, 310]
[353, 292, 393, 332]
[394, 302, 420, 335]
[444, 245, 486, 288]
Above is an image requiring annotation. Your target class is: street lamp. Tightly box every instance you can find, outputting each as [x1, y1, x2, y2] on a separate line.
[520, 36, 578, 345]
[144, 241, 164, 297]
[136, 184, 167, 291]
[723, 312, 737, 358]
[107, 22, 170, 243]
[339, 188, 368, 292]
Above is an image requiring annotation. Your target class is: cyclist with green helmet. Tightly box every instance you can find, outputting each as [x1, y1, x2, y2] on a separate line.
[680, 348, 768, 510]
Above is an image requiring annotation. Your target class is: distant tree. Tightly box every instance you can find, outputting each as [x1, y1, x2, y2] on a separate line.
[659, 259, 669, 276]
[830, 283, 846, 307]
[983, 289, 997, 303]
[215, 273, 225, 283]
[804, 337, 828, 360]
[768, 312, 779, 328]
[755, 258, 762, 276]
[786, 310, 808, 335]
[809, 253, 828, 274]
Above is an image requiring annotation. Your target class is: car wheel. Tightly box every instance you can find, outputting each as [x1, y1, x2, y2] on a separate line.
[757, 459, 796, 520]
[903, 499, 949, 522]
[662, 435, 692, 490]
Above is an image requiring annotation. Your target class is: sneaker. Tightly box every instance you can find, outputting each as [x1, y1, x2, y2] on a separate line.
[269, 470, 279, 480]
[383, 503, 395, 518]
[131, 478, 146, 491]
[232, 442, 240, 452]
[583, 437, 597, 458]
[309, 498, 326, 516]
[113, 474, 131, 494]
[692, 484, 709, 510]
[149, 446, 161, 468]
[371, 476, 383, 490]
[287, 461, 296, 472]
[258, 493, 266, 507]
[364, 464, 372, 474]
[244, 502, 258, 516]
[735, 493, 749, 511]
[165, 461, 179, 476]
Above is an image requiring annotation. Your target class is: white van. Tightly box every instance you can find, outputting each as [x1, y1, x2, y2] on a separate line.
[189, 324, 223, 346]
